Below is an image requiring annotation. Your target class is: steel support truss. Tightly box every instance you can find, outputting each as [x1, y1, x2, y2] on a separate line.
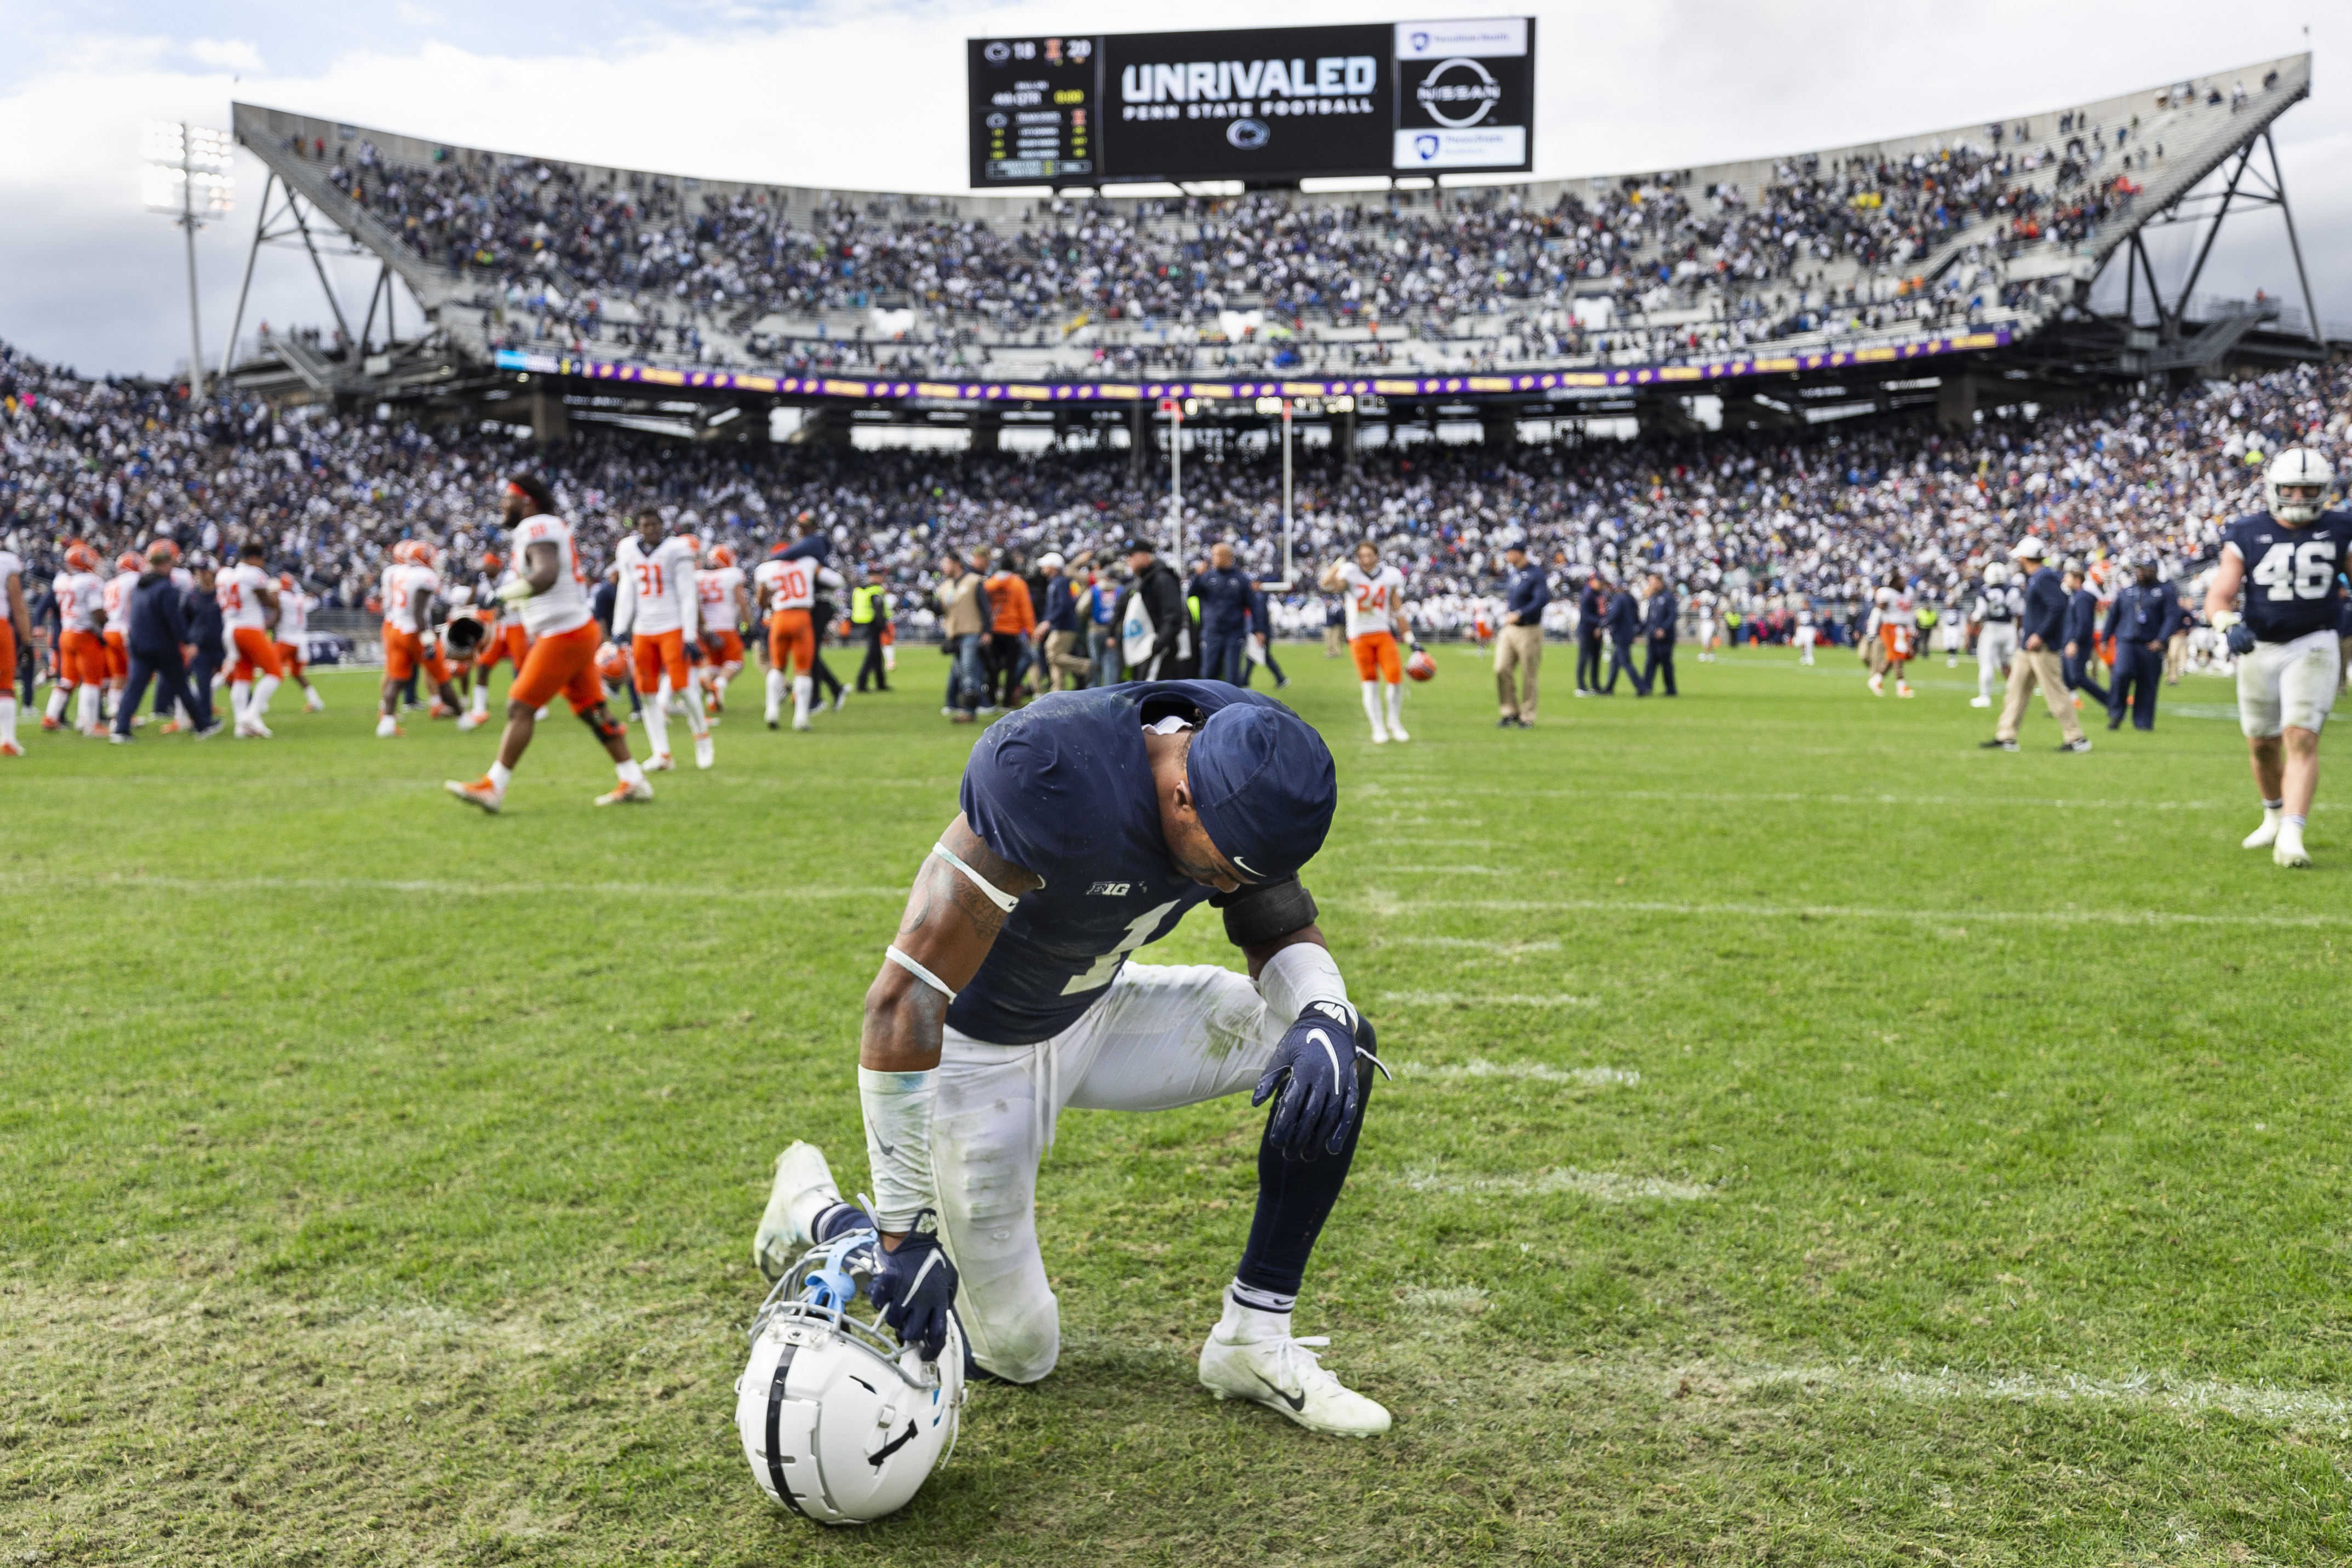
[2102, 127, 2324, 354]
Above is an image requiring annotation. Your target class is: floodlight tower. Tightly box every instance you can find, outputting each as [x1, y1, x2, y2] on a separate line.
[141, 122, 235, 400]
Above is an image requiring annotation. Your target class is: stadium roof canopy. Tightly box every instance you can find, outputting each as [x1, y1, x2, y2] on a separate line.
[225, 54, 2324, 444]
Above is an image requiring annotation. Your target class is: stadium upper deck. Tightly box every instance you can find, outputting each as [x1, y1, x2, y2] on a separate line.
[231, 55, 2308, 407]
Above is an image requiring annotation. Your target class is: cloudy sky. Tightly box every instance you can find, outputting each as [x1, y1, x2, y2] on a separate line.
[0, 0, 2340, 381]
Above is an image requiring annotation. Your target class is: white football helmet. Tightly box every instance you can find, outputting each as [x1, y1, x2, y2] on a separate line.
[2265, 448, 2334, 524]
[735, 1228, 966, 1526]
[1983, 562, 2010, 587]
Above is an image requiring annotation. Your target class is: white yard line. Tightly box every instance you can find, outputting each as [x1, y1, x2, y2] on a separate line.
[1380, 990, 1598, 1007]
[1398, 1060, 1639, 1087]
[0, 871, 902, 903]
[1342, 894, 2350, 931]
[1647, 1361, 2352, 1426]
[1397, 1164, 1713, 1201]
[1354, 783, 2339, 814]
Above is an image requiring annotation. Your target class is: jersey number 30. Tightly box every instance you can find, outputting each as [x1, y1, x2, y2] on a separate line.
[2250, 541, 2337, 600]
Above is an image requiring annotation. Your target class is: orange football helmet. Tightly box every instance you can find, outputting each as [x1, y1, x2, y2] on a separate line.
[596, 642, 630, 685]
[278, 572, 296, 590]
[706, 543, 735, 568]
[63, 541, 98, 574]
[1405, 648, 1438, 682]
[116, 552, 142, 574]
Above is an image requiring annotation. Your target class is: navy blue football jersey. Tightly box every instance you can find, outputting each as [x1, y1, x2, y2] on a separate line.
[951, 680, 1298, 1045]
[2223, 510, 2352, 642]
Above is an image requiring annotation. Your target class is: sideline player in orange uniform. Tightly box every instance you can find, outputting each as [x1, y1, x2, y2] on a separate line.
[1319, 540, 1412, 743]
[615, 510, 713, 770]
[220, 541, 286, 737]
[101, 552, 141, 725]
[272, 570, 326, 713]
[0, 537, 30, 754]
[376, 541, 463, 738]
[754, 530, 842, 731]
[694, 543, 751, 713]
[44, 542, 108, 735]
[1868, 577, 1917, 699]
[445, 475, 651, 812]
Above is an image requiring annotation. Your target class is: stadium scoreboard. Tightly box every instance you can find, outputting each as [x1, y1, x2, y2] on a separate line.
[968, 18, 1533, 189]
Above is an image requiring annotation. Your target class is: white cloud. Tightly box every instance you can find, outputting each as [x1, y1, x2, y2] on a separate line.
[1, 0, 2345, 377]
[186, 38, 268, 75]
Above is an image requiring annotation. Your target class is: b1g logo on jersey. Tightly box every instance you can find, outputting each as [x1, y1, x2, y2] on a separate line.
[1086, 881, 1133, 897]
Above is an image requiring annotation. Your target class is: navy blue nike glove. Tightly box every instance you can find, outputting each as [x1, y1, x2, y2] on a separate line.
[2226, 622, 2257, 656]
[869, 1212, 959, 1362]
[1254, 1000, 1371, 1158]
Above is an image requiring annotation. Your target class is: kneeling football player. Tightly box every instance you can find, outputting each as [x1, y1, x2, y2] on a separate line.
[754, 680, 1389, 1435]
[444, 475, 651, 812]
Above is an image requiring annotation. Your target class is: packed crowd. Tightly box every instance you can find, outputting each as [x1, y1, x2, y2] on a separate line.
[5, 331, 2344, 640]
[291, 109, 2165, 377]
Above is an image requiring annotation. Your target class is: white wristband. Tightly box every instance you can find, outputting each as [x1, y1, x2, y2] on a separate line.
[859, 1066, 938, 1231]
[1258, 941, 1353, 1031]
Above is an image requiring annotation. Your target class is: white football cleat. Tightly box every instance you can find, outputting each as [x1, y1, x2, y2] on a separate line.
[1369, 728, 1390, 745]
[754, 1141, 844, 1281]
[1199, 1329, 1390, 1438]
[1968, 695, 1992, 709]
[792, 716, 812, 732]
[305, 688, 326, 712]
[237, 717, 273, 739]
[1387, 724, 1409, 742]
[2275, 827, 2312, 868]
[1868, 673, 1885, 696]
[2243, 811, 2283, 849]
[694, 734, 716, 770]
[645, 752, 675, 772]
[375, 715, 400, 739]
[593, 777, 655, 806]
[455, 712, 483, 733]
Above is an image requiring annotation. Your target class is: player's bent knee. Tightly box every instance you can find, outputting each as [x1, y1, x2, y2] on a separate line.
[580, 707, 626, 743]
[963, 1297, 1060, 1386]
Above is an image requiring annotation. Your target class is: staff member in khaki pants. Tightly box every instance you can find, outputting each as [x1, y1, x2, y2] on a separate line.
[1493, 542, 1550, 728]
[1979, 536, 2091, 753]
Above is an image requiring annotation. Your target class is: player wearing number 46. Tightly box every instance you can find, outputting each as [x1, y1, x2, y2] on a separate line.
[753, 681, 1391, 1477]
[2204, 448, 2352, 869]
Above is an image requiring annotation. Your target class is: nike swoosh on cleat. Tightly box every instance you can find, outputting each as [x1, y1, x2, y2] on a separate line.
[1251, 1373, 1306, 1412]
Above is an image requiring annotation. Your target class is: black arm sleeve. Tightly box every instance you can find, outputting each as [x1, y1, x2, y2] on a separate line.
[1212, 877, 1318, 947]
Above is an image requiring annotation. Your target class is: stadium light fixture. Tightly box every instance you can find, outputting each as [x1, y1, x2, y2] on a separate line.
[142, 121, 235, 401]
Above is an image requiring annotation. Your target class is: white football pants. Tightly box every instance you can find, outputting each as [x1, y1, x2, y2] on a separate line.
[2237, 628, 2342, 737]
[931, 962, 1284, 1384]
[1977, 624, 2017, 701]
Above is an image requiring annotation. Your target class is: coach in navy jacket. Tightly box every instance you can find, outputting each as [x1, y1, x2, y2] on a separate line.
[1640, 574, 1679, 696]
[114, 547, 213, 737]
[2103, 559, 2184, 730]
[2059, 564, 2111, 709]
[1985, 538, 2090, 749]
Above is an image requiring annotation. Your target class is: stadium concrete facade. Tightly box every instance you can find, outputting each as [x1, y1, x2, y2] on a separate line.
[219, 55, 2328, 450]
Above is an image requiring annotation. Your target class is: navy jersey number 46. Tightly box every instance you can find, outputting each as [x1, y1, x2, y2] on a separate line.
[2224, 511, 2352, 643]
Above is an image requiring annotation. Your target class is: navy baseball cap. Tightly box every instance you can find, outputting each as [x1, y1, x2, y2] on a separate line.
[1185, 702, 1336, 884]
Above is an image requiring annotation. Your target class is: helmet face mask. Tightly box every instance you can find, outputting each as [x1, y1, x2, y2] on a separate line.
[2265, 448, 2335, 525]
[735, 1229, 965, 1526]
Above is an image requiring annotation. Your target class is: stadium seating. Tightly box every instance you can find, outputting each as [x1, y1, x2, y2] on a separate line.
[231, 55, 2307, 386]
[5, 335, 2345, 633]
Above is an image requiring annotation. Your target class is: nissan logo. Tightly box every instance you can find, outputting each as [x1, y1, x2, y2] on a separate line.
[1416, 57, 1501, 128]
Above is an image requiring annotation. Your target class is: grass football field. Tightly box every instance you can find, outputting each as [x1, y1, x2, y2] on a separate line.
[4, 644, 2349, 1567]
